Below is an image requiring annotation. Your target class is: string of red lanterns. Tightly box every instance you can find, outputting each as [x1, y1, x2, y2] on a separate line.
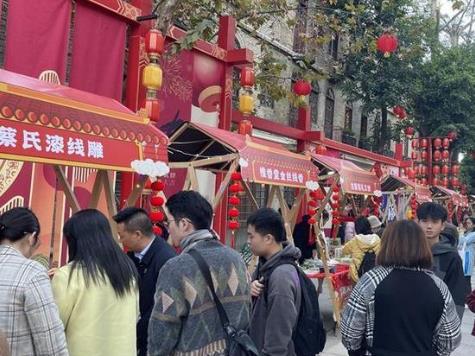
[308, 188, 325, 225]
[331, 185, 341, 226]
[149, 180, 166, 235]
[228, 172, 243, 248]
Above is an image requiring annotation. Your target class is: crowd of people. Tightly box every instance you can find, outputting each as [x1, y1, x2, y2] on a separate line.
[0, 192, 475, 356]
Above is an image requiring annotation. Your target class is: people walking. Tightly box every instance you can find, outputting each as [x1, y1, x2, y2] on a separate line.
[248, 208, 302, 355]
[417, 202, 468, 319]
[342, 216, 380, 283]
[458, 217, 475, 291]
[341, 220, 461, 356]
[147, 191, 251, 355]
[51, 209, 138, 356]
[113, 207, 176, 356]
[0, 207, 68, 356]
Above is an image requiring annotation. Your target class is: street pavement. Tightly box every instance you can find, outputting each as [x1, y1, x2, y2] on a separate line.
[317, 274, 475, 356]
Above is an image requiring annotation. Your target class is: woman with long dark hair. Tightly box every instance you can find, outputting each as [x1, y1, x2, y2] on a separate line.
[341, 220, 461, 356]
[52, 209, 138, 356]
[0, 207, 68, 356]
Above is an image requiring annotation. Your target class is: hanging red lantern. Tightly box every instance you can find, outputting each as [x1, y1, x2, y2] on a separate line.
[231, 172, 242, 181]
[228, 220, 240, 230]
[433, 138, 442, 149]
[433, 150, 441, 161]
[451, 177, 460, 187]
[393, 106, 407, 120]
[314, 189, 325, 201]
[442, 177, 449, 187]
[407, 168, 415, 179]
[151, 180, 165, 192]
[442, 150, 450, 160]
[376, 32, 398, 57]
[442, 165, 450, 175]
[152, 225, 163, 236]
[229, 183, 241, 193]
[293, 80, 312, 96]
[228, 208, 240, 218]
[331, 202, 339, 209]
[420, 165, 427, 175]
[332, 217, 340, 225]
[411, 139, 419, 149]
[452, 165, 460, 175]
[405, 127, 415, 138]
[332, 193, 340, 201]
[447, 131, 457, 141]
[432, 177, 439, 186]
[315, 144, 327, 155]
[150, 211, 165, 223]
[420, 138, 428, 148]
[432, 165, 440, 175]
[421, 178, 428, 185]
[421, 150, 428, 160]
[144, 29, 165, 58]
[308, 208, 317, 216]
[145, 98, 160, 122]
[150, 196, 164, 207]
[332, 185, 340, 193]
[308, 217, 317, 225]
[229, 196, 241, 205]
[442, 138, 450, 148]
[240, 67, 255, 87]
[411, 151, 418, 160]
[308, 200, 317, 208]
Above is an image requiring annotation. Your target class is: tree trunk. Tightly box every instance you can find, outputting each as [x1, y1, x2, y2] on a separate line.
[155, 0, 180, 34]
[379, 106, 388, 154]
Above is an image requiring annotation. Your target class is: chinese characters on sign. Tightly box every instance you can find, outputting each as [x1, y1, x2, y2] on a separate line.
[258, 166, 305, 184]
[349, 182, 372, 193]
[0, 126, 104, 159]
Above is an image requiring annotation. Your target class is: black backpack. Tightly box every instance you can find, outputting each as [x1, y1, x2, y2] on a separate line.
[358, 249, 376, 277]
[263, 260, 326, 356]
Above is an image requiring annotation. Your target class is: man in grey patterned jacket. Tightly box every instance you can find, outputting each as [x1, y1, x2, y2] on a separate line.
[147, 191, 251, 356]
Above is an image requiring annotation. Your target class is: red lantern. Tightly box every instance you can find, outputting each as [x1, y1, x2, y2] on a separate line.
[145, 29, 165, 57]
[315, 144, 327, 155]
[377, 33, 398, 57]
[228, 220, 240, 230]
[240, 67, 255, 87]
[452, 165, 460, 175]
[442, 138, 450, 148]
[229, 196, 240, 205]
[308, 217, 317, 225]
[308, 200, 317, 208]
[447, 131, 457, 141]
[411, 151, 418, 160]
[229, 183, 241, 193]
[433, 150, 441, 161]
[238, 119, 253, 136]
[145, 98, 160, 122]
[393, 106, 407, 119]
[293, 80, 311, 96]
[420, 138, 428, 148]
[331, 202, 339, 209]
[407, 168, 415, 179]
[421, 150, 428, 160]
[411, 139, 419, 149]
[153, 225, 163, 236]
[405, 127, 415, 138]
[231, 172, 242, 181]
[308, 208, 317, 216]
[442, 177, 449, 187]
[432, 166, 440, 175]
[332, 218, 340, 225]
[150, 196, 164, 207]
[332, 185, 340, 193]
[432, 177, 439, 186]
[421, 178, 428, 185]
[314, 189, 325, 201]
[228, 208, 240, 218]
[433, 138, 442, 148]
[150, 211, 164, 223]
[151, 180, 165, 192]
[332, 193, 340, 201]
[451, 177, 460, 187]
[442, 165, 450, 175]
[442, 150, 450, 160]
[420, 165, 427, 175]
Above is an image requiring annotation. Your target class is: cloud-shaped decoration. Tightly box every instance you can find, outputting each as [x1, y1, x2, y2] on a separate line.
[239, 157, 249, 168]
[374, 190, 383, 197]
[131, 159, 170, 178]
[305, 180, 319, 191]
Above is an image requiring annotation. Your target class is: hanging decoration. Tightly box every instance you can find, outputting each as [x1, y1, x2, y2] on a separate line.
[331, 185, 341, 227]
[307, 187, 325, 225]
[149, 179, 166, 235]
[407, 194, 418, 220]
[433, 138, 442, 149]
[377, 32, 398, 57]
[143, 29, 165, 122]
[227, 171, 243, 248]
[315, 144, 327, 155]
[238, 67, 255, 135]
[293, 79, 312, 107]
[405, 127, 414, 138]
[393, 106, 407, 120]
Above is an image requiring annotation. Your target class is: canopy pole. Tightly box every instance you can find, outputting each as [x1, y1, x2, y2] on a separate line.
[126, 175, 148, 207]
[212, 158, 239, 210]
[53, 165, 80, 214]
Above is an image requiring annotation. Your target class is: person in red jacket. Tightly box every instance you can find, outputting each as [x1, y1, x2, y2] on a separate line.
[467, 289, 475, 336]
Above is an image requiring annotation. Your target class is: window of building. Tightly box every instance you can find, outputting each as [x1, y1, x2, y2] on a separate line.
[309, 82, 319, 127]
[324, 88, 335, 139]
[344, 103, 353, 131]
[328, 34, 339, 60]
[360, 114, 368, 138]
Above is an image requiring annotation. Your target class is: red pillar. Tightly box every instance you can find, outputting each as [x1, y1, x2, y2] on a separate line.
[120, 0, 153, 208]
[296, 105, 311, 223]
[214, 16, 236, 242]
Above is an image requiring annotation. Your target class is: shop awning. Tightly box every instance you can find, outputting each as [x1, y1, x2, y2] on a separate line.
[168, 122, 318, 188]
[381, 174, 432, 202]
[431, 186, 466, 207]
[0, 69, 168, 171]
[310, 153, 380, 195]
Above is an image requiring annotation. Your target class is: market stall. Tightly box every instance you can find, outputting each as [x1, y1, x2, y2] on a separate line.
[0, 69, 169, 262]
[431, 185, 469, 224]
[381, 174, 432, 223]
[167, 121, 319, 246]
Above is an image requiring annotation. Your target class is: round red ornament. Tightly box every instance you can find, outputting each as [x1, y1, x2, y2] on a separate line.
[308, 208, 317, 216]
[228, 220, 240, 230]
[150, 211, 164, 222]
[441, 165, 449, 175]
[293, 80, 311, 96]
[433, 166, 440, 175]
[151, 181, 165, 192]
[452, 165, 460, 175]
[332, 218, 340, 225]
[451, 177, 460, 187]
[228, 208, 240, 218]
[145, 29, 165, 57]
[420, 138, 428, 148]
[332, 193, 340, 201]
[150, 196, 164, 207]
[432, 178, 439, 186]
[231, 172, 242, 181]
[421, 151, 428, 160]
[152, 225, 163, 236]
[229, 183, 241, 193]
[433, 150, 441, 161]
[229, 196, 241, 205]
[332, 185, 340, 193]
[442, 150, 450, 160]
[377, 33, 398, 57]
[442, 138, 450, 148]
[405, 127, 415, 138]
[411, 139, 419, 149]
[433, 138, 442, 148]
[240, 67, 255, 87]
[308, 200, 317, 208]
[411, 151, 418, 160]
[442, 177, 449, 187]
[308, 217, 317, 225]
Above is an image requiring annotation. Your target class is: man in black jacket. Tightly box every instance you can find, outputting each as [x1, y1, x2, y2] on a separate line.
[114, 207, 176, 356]
[417, 202, 468, 320]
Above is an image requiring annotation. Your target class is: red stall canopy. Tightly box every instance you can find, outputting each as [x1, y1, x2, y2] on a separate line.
[168, 122, 318, 188]
[0, 69, 168, 171]
[310, 153, 381, 195]
[381, 174, 432, 202]
[431, 185, 466, 207]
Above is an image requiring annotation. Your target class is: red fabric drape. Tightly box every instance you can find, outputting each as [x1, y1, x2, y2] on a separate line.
[69, 2, 126, 100]
[4, 0, 70, 81]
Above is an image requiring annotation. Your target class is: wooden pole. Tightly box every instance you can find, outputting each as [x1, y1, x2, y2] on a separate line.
[126, 175, 148, 207]
[53, 166, 80, 213]
[212, 159, 239, 209]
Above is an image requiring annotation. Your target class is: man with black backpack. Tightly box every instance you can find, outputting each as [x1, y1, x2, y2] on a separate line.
[247, 208, 326, 356]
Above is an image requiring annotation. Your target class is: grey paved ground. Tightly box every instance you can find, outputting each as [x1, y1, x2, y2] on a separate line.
[317, 275, 475, 356]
